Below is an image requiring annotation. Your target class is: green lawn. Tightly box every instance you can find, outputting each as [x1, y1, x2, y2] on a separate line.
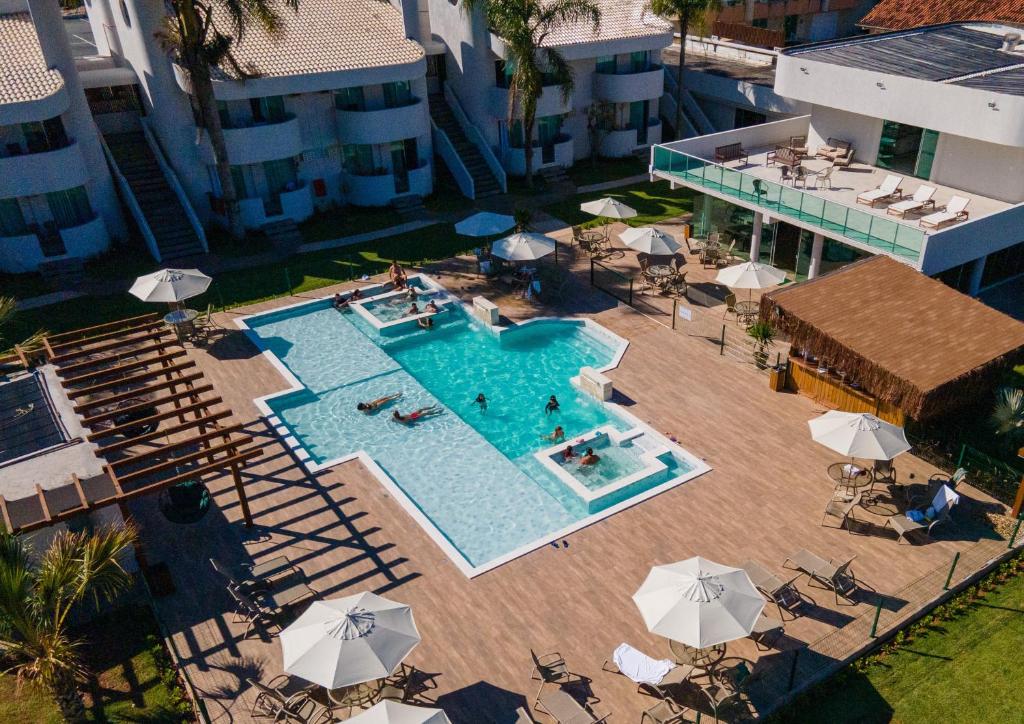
[566, 156, 648, 187]
[0, 603, 191, 723]
[543, 179, 694, 229]
[771, 564, 1024, 723]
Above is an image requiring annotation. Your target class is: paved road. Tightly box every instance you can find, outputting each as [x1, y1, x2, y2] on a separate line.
[64, 15, 96, 58]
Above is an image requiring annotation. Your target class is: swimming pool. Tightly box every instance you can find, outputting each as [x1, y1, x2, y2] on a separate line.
[240, 278, 708, 575]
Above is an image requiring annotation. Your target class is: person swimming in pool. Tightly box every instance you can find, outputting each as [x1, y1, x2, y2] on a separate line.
[334, 288, 362, 310]
[407, 302, 420, 316]
[562, 444, 575, 462]
[580, 447, 600, 466]
[418, 316, 434, 330]
[425, 300, 439, 313]
[356, 392, 402, 413]
[405, 286, 418, 300]
[542, 425, 565, 442]
[474, 393, 487, 413]
[392, 406, 442, 425]
[545, 395, 560, 415]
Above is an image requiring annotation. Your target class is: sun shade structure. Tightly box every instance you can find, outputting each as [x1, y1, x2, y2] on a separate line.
[760, 256, 1024, 420]
[129, 269, 212, 304]
[491, 232, 556, 261]
[345, 701, 452, 724]
[281, 592, 421, 690]
[633, 557, 765, 649]
[809, 411, 911, 460]
[454, 212, 515, 237]
[619, 227, 681, 255]
[715, 261, 786, 290]
[580, 197, 638, 220]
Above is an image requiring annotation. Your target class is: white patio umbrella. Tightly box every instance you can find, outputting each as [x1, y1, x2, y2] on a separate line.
[346, 702, 452, 724]
[633, 557, 765, 649]
[129, 268, 211, 304]
[454, 211, 515, 237]
[715, 261, 786, 290]
[281, 592, 420, 690]
[491, 232, 556, 261]
[808, 411, 911, 461]
[619, 227, 681, 256]
[581, 197, 637, 237]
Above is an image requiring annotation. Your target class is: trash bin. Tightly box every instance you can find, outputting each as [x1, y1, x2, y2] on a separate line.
[768, 364, 787, 392]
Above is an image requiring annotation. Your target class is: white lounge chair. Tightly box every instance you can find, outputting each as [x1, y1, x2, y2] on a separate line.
[919, 196, 971, 228]
[856, 175, 904, 206]
[887, 185, 936, 217]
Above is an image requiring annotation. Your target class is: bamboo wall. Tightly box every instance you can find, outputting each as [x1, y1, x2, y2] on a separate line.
[786, 357, 905, 426]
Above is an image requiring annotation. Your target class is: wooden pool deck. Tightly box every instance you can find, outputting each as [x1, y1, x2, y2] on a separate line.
[129, 250, 1010, 723]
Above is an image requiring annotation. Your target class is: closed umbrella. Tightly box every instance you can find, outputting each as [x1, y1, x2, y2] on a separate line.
[633, 557, 764, 649]
[808, 411, 911, 461]
[455, 212, 515, 237]
[620, 227, 681, 256]
[491, 232, 556, 262]
[581, 197, 637, 237]
[281, 592, 420, 690]
[129, 268, 212, 305]
[346, 702, 452, 724]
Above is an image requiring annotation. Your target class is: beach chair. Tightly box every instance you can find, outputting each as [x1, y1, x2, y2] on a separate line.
[530, 649, 585, 689]
[535, 685, 610, 724]
[642, 699, 691, 724]
[723, 293, 738, 321]
[742, 560, 803, 617]
[887, 185, 936, 217]
[812, 164, 835, 189]
[209, 556, 300, 592]
[919, 196, 970, 228]
[602, 643, 699, 698]
[821, 492, 862, 531]
[856, 175, 904, 206]
[886, 484, 960, 544]
[229, 580, 317, 636]
[783, 549, 859, 604]
[748, 613, 785, 650]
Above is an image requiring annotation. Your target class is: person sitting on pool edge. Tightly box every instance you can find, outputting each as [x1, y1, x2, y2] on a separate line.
[542, 425, 564, 442]
[392, 406, 442, 425]
[561, 444, 575, 461]
[389, 261, 408, 289]
[580, 447, 600, 466]
[418, 316, 434, 330]
[545, 395, 560, 415]
[356, 392, 401, 413]
[333, 288, 363, 310]
[425, 299, 439, 313]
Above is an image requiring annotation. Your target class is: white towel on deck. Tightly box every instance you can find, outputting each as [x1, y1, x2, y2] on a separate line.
[612, 643, 674, 686]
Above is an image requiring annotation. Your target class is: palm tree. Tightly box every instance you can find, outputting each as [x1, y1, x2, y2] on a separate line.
[992, 387, 1024, 437]
[462, 0, 600, 188]
[0, 295, 46, 355]
[0, 524, 138, 722]
[157, 0, 298, 239]
[649, 0, 720, 139]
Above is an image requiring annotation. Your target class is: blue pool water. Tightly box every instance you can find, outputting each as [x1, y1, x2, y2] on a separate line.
[247, 300, 663, 569]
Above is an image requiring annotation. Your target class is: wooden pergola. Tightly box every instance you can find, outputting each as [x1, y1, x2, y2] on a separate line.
[0, 313, 261, 534]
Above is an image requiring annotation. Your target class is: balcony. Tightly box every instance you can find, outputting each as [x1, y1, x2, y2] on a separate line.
[650, 117, 1013, 268]
[200, 115, 303, 165]
[237, 183, 315, 228]
[0, 140, 87, 197]
[504, 134, 574, 176]
[336, 98, 429, 145]
[601, 119, 662, 157]
[593, 66, 664, 104]
[344, 161, 432, 207]
[489, 85, 571, 119]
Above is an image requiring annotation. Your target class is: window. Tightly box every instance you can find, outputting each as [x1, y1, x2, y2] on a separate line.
[0, 198, 27, 236]
[263, 158, 298, 195]
[596, 56, 616, 74]
[495, 60, 515, 89]
[382, 81, 413, 108]
[335, 87, 366, 111]
[229, 166, 252, 199]
[630, 51, 649, 73]
[734, 108, 766, 128]
[45, 186, 93, 229]
[20, 117, 68, 153]
[250, 96, 286, 123]
[401, 138, 419, 169]
[343, 144, 376, 175]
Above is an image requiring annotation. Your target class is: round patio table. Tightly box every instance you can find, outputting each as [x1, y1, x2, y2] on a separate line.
[734, 300, 759, 324]
[826, 462, 873, 497]
[668, 639, 726, 669]
[646, 264, 675, 281]
[163, 308, 199, 343]
[321, 679, 382, 714]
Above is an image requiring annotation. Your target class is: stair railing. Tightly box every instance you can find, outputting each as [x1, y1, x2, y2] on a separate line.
[140, 118, 208, 252]
[443, 83, 507, 193]
[96, 128, 162, 262]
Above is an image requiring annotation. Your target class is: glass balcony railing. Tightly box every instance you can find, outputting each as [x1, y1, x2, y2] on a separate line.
[652, 146, 926, 262]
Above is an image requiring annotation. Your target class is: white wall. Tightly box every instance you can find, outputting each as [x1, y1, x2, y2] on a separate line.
[921, 203, 1024, 275]
[807, 105, 882, 165]
[929, 134, 1024, 205]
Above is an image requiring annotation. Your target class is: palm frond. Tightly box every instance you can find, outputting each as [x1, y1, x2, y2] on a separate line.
[991, 387, 1024, 436]
[543, 48, 575, 104]
[0, 533, 35, 638]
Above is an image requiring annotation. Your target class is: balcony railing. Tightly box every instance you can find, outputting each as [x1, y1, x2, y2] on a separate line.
[651, 146, 926, 263]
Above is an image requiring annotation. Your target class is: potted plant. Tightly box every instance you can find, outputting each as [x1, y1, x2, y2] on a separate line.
[747, 320, 775, 369]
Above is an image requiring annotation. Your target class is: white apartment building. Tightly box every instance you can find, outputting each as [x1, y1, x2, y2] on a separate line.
[0, 0, 123, 273]
[651, 23, 1024, 296]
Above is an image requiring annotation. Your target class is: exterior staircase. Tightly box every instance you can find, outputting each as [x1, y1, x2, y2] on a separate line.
[105, 132, 205, 261]
[428, 95, 502, 198]
[261, 219, 303, 256]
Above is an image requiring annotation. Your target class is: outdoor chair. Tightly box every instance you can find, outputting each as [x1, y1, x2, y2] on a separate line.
[701, 246, 720, 269]
[385, 662, 439, 702]
[919, 196, 971, 228]
[721, 240, 738, 264]
[887, 185, 936, 217]
[741, 560, 803, 617]
[210, 556, 300, 593]
[668, 271, 688, 298]
[602, 643, 700, 699]
[748, 613, 785, 650]
[571, 225, 584, 247]
[783, 549, 859, 604]
[792, 166, 808, 188]
[857, 175, 904, 206]
[886, 484, 960, 544]
[535, 685, 610, 724]
[642, 699, 691, 724]
[230, 580, 317, 637]
[723, 293, 738, 321]
[821, 491, 862, 531]
[812, 164, 835, 190]
[530, 649, 586, 690]
[248, 676, 313, 719]
[831, 145, 855, 167]
[708, 232, 721, 245]
[780, 165, 793, 185]
[788, 135, 808, 156]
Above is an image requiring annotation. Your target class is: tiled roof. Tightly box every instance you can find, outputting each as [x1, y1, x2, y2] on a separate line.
[539, 0, 673, 48]
[0, 13, 64, 105]
[208, 0, 423, 81]
[859, 0, 1024, 31]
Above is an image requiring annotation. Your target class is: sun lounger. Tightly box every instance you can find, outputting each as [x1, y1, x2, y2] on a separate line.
[783, 549, 859, 604]
[210, 556, 299, 592]
[748, 613, 785, 650]
[742, 560, 803, 616]
[919, 195, 970, 228]
[887, 185, 936, 217]
[535, 686, 610, 724]
[856, 175, 904, 206]
[886, 484, 960, 543]
[603, 643, 699, 698]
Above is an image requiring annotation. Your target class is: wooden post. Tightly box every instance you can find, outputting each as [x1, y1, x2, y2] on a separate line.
[232, 463, 253, 527]
[1012, 447, 1024, 518]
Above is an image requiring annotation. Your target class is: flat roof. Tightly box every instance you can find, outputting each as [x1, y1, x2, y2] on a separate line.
[0, 13, 65, 105]
[784, 23, 1024, 96]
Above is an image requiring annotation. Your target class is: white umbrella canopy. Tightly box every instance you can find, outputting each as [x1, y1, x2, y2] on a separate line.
[715, 261, 786, 290]
[620, 227, 681, 256]
[808, 411, 911, 460]
[346, 702, 452, 724]
[281, 592, 421, 690]
[633, 557, 765, 649]
[491, 232, 556, 261]
[129, 268, 212, 304]
[454, 212, 515, 237]
[580, 197, 638, 220]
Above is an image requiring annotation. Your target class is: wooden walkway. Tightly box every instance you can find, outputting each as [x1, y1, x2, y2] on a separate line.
[130, 259, 1008, 723]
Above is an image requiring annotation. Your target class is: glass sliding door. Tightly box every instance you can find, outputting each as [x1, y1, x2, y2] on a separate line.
[877, 120, 938, 180]
[537, 115, 562, 164]
[914, 129, 939, 180]
[630, 101, 649, 145]
[391, 141, 410, 194]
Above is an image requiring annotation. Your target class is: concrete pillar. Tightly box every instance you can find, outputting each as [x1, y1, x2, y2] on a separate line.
[807, 233, 825, 279]
[967, 255, 987, 296]
[750, 211, 763, 262]
[744, 0, 755, 24]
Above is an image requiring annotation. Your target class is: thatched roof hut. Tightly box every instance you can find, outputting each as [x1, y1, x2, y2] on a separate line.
[759, 257, 1024, 420]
